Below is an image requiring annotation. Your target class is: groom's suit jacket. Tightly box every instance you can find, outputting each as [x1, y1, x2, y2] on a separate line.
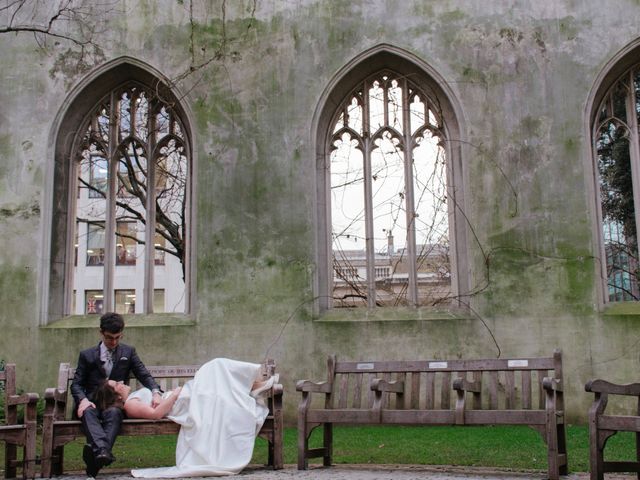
[70, 342, 161, 406]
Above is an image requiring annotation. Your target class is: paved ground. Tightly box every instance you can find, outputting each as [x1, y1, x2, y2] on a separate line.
[47, 464, 630, 480]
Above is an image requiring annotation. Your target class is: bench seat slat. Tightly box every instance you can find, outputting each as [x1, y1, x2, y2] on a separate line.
[307, 409, 380, 423]
[462, 410, 547, 425]
[380, 410, 455, 424]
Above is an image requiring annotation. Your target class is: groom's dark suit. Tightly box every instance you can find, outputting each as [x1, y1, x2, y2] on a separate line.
[71, 342, 161, 463]
[71, 343, 160, 405]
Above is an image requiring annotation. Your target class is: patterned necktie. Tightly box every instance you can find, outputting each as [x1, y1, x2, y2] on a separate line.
[105, 349, 114, 377]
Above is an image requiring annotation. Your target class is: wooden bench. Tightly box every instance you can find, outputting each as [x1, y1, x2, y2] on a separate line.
[585, 378, 640, 480]
[41, 360, 283, 477]
[297, 351, 567, 479]
[0, 363, 39, 479]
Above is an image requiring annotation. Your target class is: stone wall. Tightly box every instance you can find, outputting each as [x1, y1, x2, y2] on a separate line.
[1, 0, 640, 424]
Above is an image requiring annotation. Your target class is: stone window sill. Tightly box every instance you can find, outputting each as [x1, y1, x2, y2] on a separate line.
[41, 314, 196, 329]
[602, 302, 640, 317]
[316, 306, 470, 323]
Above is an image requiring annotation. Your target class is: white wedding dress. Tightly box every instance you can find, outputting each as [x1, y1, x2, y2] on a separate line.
[130, 358, 270, 478]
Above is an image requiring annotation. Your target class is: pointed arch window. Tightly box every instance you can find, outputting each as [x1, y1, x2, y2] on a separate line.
[69, 82, 189, 314]
[326, 69, 456, 309]
[593, 69, 640, 302]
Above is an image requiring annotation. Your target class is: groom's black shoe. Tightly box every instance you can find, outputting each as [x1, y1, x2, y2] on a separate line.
[95, 448, 115, 467]
[83, 444, 99, 478]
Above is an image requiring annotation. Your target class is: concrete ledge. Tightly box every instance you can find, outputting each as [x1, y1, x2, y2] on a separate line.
[316, 307, 471, 323]
[41, 314, 196, 329]
[602, 302, 640, 317]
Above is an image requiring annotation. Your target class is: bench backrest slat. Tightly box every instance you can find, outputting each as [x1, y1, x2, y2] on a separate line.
[338, 374, 349, 409]
[352, 373, 363, 409]
[440, 371, 451, 409]
[522, 370, 532, 409]
[396, 372, 406, 410]
[537, 370, 548, 409]
[505, 370, 516, 409]
[425, 371, 435, 409]
[410, 372, 420, 409]
[488, 371, 499, 409]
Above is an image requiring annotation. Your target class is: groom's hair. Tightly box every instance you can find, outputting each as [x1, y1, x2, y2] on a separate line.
[100, 312, 125, 333]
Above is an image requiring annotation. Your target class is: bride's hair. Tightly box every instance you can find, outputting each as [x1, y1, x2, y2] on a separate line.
[94, 380, 125, 411]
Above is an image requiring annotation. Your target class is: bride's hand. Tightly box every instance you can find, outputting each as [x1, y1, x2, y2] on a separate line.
[151, 390, 163, 408]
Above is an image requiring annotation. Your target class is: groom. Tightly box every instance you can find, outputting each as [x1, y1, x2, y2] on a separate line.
[71, 312, 162, 478]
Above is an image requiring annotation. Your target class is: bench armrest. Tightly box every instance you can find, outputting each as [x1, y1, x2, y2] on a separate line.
[272, 383, 284, 396]
[44, 387, 69, 404]
[296, 380, 332, 393]
[453, 378, 481, 425]
[585, 379, 640, 396]
[542, 377, 563, 392]
[371, 378, 404, 393]
[6, 392, 39, 406]
[371, 379, 404, 415]
[453, 378, 481, 393]
[4, 392, 39, 426]
[44, 387, 70, 421]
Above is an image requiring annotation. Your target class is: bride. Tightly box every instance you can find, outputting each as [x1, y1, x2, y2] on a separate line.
[94, 357, 278, 478]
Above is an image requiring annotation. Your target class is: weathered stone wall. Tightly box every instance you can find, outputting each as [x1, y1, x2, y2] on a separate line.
[1, 0, 640, 424]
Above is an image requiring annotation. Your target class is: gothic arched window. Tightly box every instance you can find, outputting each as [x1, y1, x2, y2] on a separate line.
[45, 61, 192, 322]
[593, 69, 640, 302]
[70, 82, 189, 314]
[315, 49, 468, 312]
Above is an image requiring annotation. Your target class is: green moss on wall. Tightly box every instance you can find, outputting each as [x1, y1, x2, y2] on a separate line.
[439, 9, 467, 23]
[0, 264, 33, 325]
[0, 135, 12, 186]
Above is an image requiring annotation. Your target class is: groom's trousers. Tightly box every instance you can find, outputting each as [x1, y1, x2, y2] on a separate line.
[81, 406, 123, 454]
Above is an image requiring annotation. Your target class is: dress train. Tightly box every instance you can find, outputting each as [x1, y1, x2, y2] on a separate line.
[131, 358, 269, 478]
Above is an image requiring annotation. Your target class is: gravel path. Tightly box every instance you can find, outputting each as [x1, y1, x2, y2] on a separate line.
[47, 464, 629, 480]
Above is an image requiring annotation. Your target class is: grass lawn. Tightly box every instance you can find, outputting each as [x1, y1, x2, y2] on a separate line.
[0, 425, 637, 475]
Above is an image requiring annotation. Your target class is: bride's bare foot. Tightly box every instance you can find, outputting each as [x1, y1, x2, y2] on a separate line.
[250, 374, 279, 398]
